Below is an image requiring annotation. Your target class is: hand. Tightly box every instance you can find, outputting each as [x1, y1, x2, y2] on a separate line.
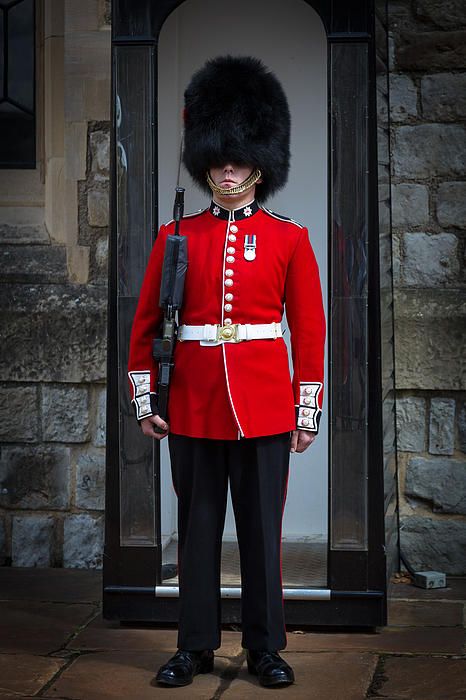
[290, 429, 316, 453]
[140, 415, 169, 440]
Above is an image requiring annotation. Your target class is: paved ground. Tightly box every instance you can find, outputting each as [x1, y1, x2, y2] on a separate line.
[0, 569, 465, 699]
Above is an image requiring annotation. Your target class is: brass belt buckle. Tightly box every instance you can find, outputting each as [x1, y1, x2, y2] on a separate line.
[217, 323, 240, 342]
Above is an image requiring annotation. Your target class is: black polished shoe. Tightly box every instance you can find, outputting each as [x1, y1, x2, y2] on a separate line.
[155, 649, 214, 687]
[246, 650, 295, 687]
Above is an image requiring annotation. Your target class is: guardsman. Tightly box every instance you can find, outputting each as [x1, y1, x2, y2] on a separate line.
[128, 55, 326, 688]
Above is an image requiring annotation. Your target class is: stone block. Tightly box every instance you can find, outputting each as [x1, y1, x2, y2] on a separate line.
[0, 516, 6, 563]
[458, 403, 466, 452]
[0, 385, 39, 442]
[0, 245, 68, 283]
[65, 75, 110, 123]
[67, 244, 90, 284]
[401, 232, 459, 287]
[389, 74, 418, 122]
[65, 0, 100, 31]
[44, 37, 65, 160]
[376, 74, 389, 124]
[406, 457, 466, 514]
[414, 0, 466, 30]
[66, 31, 110, 79]
[392, 124, 466, 179]
[391, 184, 429, 228]
[0, 445, 70, 510]
[95, 236, 108, 271]
[392, 232, 401, 285]
[12, 515, 54, 567]
[377, 124, 390, 173]
[100, 0, 111, 27]
[437, 182, 466, 229]
[421, 73, 466, 121]
[388, 33, 395, 71]
[65, 122, 87, 181]
[42, 385, 90, 442]
[400, 515, 466, 575]
[0, 284, 107, 383]
[84, 77, 111, 121]
[63, 514, 104, 568]
[0, 223, 49, 244]
[75, 451, 105, 510]
[394, 290, 466, 390]
[396, 30, 466, 71]
[90, 130, 110, 175]
[429, 398, 455, 455]
[0, 205, 44, 226]
[94, 387, 106, 447]
[396, 397, 426, 452]
[88, 189, 109, 227]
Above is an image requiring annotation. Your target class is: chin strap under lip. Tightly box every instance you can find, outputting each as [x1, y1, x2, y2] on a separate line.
[206, 168, 262, 196]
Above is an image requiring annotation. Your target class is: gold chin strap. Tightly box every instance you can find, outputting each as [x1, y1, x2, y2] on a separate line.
[206, 168, 262, 196]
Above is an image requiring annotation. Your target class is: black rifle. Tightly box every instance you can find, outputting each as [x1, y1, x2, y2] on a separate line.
[152, 187, 187, 431]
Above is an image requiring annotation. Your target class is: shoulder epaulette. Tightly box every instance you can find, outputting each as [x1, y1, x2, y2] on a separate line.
[163, 207, 208, 227]
[260, 207, 305, 229]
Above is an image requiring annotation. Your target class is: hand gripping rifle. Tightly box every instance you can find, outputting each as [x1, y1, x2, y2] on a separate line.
[152, 187, 187, 432]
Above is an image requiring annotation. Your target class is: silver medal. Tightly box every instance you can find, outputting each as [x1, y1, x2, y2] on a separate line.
[244, 234, 256, 261]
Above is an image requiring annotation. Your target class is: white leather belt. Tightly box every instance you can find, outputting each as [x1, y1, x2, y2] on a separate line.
[178, 322, 283, 345]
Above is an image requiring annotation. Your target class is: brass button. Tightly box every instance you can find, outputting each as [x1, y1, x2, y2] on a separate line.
[225, 293, 233, 301]
[224, 279, 234, 287]
[230, 224, 238, 233]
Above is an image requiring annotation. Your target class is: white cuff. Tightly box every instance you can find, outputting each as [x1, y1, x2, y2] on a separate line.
[296, 381, 322, 431]
[128, 371, 153, 420]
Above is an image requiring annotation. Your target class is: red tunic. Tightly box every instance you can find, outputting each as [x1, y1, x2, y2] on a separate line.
[128, 198, 326, 440]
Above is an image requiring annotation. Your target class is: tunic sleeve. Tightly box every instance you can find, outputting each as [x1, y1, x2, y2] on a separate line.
[284, 227, 326, 433]
[127, 225, 168, 420]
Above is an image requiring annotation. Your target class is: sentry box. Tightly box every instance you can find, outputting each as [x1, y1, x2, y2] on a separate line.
[104, 0, 399, 630]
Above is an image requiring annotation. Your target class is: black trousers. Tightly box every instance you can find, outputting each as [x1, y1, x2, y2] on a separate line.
[168, 431, 291, 652]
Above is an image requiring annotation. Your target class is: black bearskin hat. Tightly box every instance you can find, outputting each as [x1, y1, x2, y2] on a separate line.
[182, 55, 290, 203]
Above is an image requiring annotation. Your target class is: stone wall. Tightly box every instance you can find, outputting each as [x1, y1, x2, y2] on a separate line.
[389, 0, 466, 574]
[0, 122, 109, 568]
[1, 1, 465, 574]
[0, 1, 110, 569]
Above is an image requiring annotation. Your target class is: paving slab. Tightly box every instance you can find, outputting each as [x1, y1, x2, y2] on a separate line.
[387, 599, 463, 626]
[377, 656, 466, 699]
[285, 626, 464, 654]
[389, 577, 466, 601]
[0, 696, 42, 699]
[67, 614, 243, 656]
[43, 650, 232, 699]
[0, 601, 98, 655]
[0, 653, 65, 697]
[0, 567, 101, 604]
[223, 652, 377, 699]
